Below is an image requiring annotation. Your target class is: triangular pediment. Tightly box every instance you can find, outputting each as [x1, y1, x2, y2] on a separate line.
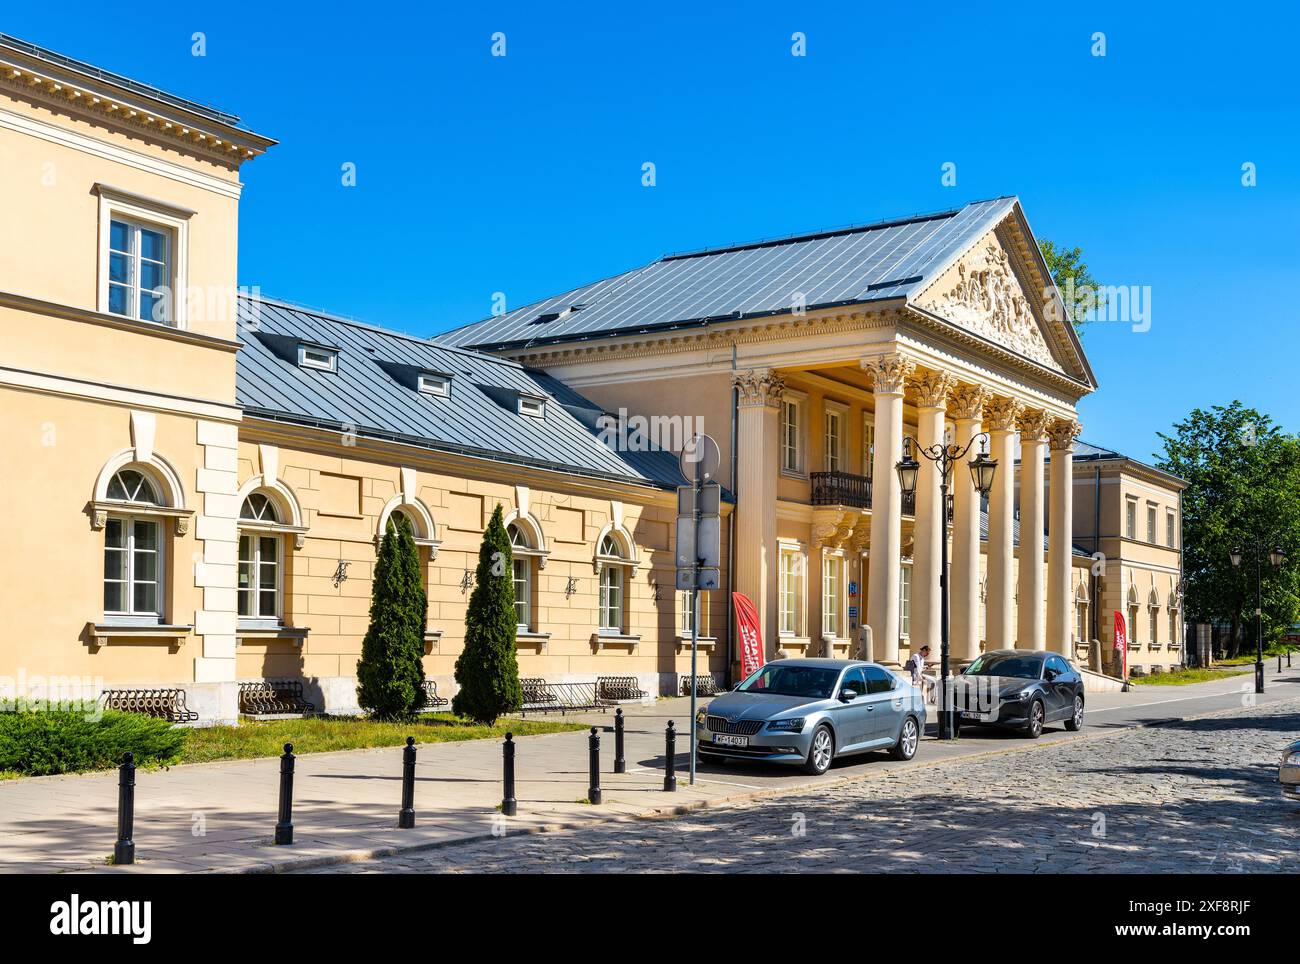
[911, 208, 1093, 387]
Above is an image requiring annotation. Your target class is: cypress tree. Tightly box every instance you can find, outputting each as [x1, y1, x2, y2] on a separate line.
[356, 514, 427, 720]
[453, 503, 522, 723]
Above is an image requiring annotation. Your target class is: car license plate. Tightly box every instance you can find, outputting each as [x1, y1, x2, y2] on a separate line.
[961, 711, 980, 720]
[715, 734, 749, 748]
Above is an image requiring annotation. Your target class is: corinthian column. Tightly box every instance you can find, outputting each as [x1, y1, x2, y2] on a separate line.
[732, 369, 785, 655]
[1017, 410, 1053, 650]
[985, 396, 1024, 651]
[948, 383, 989, 665]
[862, 352, 915, 666]
[910, 370, 955, 656]
[1047, 418, 1082, 657]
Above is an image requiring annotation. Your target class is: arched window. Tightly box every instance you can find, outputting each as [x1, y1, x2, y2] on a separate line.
[102, 468, 166, 619]
[508, 522, 533, 632]
[238, 493, 283, 620]
[1075, 580, 1090, 644]
[598, 534, 626, 632]
[1148, 588, 1161, 647]
[1127, 585, 1140, 646]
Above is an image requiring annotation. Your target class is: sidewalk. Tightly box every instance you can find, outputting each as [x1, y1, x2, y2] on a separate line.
[2, 663, 1296, 873]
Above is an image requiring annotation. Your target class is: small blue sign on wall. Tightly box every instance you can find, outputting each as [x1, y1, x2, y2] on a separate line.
[848, 581, 859, 596]
[848, 605, 859, 619]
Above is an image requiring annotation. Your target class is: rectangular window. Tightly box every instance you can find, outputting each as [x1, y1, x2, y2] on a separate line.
[1166, 512, 1176, 548]
[104, 516, 164, 618]
[513, 558, 531, 631]
[778, 548, 804, 636]
[899, 564, 912, 639]
[1146, 505, 1157, 543]
[1125, 500, 1136, 540]
[298, 344, 338, 372]
[1129, 604, 1140, 644]
[418, 373, 451, 397]
[1149, 607, 1159, 645]
[107, 218, 172, 325]
[822, 554, 842, 637]
[862, 420, 875, 479]
[1169, 610, 1178, 646]
[680, 591, 710, 636]
[824, 409, 842, 472]
[599, 565, 624, 630]
[238, 534, 280, 619]
[1076, 601, 1088, 642]
[518, 394, 546, 418]
[780, 398, 802, 473]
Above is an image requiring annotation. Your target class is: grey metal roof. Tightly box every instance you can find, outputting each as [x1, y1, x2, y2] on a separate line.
[438, 197, 1020, 350]
[235, 297, 690, 489]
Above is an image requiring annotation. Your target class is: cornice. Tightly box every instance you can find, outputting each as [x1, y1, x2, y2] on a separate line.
[506, 304, 907, 368]
[0, 53, 273, 165]
[0, 289, 242, 353]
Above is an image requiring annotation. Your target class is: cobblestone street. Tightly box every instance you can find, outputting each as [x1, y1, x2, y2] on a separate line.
[300, 699, 1300, 873]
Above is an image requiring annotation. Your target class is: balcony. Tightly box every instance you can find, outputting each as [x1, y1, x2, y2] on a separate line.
[810, 471, 957, 518]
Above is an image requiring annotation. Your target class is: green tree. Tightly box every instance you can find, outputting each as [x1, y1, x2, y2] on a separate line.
[1156, 402, 1300, 657]
[1039, 239, 1103, 331]
[356, 514, 427, 720]
[453, 504, 522, 724]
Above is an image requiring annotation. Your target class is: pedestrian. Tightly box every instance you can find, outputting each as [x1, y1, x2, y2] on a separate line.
[905, 645, 937, 702]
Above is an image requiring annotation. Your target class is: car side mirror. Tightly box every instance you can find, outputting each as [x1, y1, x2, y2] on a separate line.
[839, 688, 857, 702]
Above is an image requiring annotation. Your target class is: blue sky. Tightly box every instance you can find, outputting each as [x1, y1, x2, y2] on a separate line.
[9, 2, 1298, 461]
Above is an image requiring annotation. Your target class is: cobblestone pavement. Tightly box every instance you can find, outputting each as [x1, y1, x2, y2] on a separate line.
[297, 698, 1300, 873]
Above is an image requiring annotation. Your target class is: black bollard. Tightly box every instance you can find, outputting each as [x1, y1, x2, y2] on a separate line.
[1280, 653, 1284, 674]
[587, 726, 602, 805]
[399, 736, 416, 829]
[502, 732, 517, 816]
[614, 708, 626, 774]
[663, 721, 677, 792]
[274, 742, 295, 845]
[113, 751, 136, 865]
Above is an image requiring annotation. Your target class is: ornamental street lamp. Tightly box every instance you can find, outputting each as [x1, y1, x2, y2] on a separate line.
[897, 433, 997, 739]
[1229, 538, 1285, 694]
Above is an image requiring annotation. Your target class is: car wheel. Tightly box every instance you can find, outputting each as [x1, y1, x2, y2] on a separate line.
[803, 724, 834, 775]
[1064, 694, 1084, 732]
[890, 716, 919, 761]
[1024, 699, 1045, 739]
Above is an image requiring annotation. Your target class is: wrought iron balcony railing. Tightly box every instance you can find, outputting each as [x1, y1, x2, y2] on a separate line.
[808, 471, 931, 518]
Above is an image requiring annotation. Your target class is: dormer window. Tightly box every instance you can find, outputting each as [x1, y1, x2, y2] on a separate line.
[418, 372, 451, 397]
[518, 394, 546, 418]
[298, 344, 337, 372]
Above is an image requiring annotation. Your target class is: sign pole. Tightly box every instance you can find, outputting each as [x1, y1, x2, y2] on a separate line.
[689, 451, 702, 787]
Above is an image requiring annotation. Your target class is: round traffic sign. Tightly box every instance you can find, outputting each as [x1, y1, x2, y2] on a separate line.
[679, 433, 721, 483]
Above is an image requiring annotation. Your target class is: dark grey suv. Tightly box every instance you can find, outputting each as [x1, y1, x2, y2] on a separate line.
[956, 650, 1084, 738]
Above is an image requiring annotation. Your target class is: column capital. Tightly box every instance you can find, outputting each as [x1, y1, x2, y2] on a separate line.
[732, 368, 786, 409]
[1018, 409, 1054, 442]
[1049, 418, 1082, 451]
[861, 352, 915, 395]
[911, 369, 957, 409]
[947, 383, 990, 421]
[985, 396, 1026, 433]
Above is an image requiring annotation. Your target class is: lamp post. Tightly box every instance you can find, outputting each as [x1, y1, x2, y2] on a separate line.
[897, 433, 998, 739]
[1229, 539, 1285, 694]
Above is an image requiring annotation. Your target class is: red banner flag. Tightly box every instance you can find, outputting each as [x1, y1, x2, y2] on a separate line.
[1113, 609, 1129, 679]
[733, 592, 765, 681]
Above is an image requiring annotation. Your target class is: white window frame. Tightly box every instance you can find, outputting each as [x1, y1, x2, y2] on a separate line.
[1148, 604, 1159, 646]
[418, 372, 451, 397]
[104, 514, 165, 620]
[821, 551, 843, 638]
[823, 401, 847, 473]
[1166, 511, 1177, 549]
[778, 545, 806, 637]
[1146, 504, 1157, 544]
[780, 392, 806, 476]
[899, 562, 912, 641]
[679, 590, 711, 636]
[298, 344, 338, 372]
[1125, 499, 1136, 540]
[518, 394, 546, 418]
[97, 189, 190, 329]
[238, 531, 283, 621]
[508, 522, 534, 632]
[862, 418, 876, 480]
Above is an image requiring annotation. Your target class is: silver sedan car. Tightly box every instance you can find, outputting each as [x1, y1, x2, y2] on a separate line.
[695, 658, 925, 775]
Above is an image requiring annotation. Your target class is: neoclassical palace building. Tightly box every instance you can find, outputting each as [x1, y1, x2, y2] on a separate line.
[0, 35, 1183, 721]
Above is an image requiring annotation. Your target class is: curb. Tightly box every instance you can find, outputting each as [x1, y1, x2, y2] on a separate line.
[234, 692, 1300, 874]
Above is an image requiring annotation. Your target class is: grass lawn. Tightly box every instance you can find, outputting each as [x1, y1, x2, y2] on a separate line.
[179, 713, 587, 765]
[1130, 666, 1251, 686]
[1217, 651, 1292, 666]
